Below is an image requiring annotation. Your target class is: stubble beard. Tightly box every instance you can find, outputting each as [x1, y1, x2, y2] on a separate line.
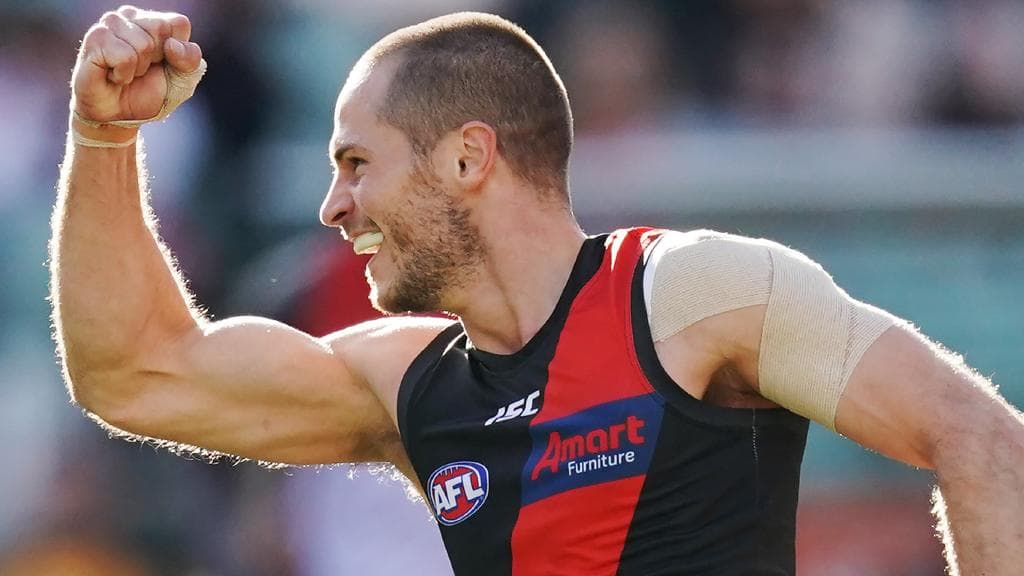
[368, 162, 484, 314]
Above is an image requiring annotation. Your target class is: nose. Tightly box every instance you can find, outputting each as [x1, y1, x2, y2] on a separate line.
[319, 173, 355, 228]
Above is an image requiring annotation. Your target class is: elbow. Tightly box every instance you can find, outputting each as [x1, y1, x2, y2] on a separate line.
[61, 330, 183, 428]
[64, 363, 145, 431]
[930, 402, 1024, 482]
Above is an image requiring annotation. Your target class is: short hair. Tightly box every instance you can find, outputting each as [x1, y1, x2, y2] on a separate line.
[365, 12, 573, 196]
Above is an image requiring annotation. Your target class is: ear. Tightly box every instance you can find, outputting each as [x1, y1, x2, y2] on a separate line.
[451, 121, 497, 191]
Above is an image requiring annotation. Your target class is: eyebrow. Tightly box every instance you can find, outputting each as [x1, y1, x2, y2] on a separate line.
[329, 141, 359, 166]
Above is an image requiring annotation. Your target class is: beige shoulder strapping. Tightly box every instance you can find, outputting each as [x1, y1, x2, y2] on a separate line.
[645, 231, 897, 429]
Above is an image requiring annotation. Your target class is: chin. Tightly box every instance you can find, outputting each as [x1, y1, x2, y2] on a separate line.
[375, 279, 446, 315]
[365, 259, 394, 311]
[365, 253, 449, 314]
[366, 275, 410, 314]
[369, 287, 401, 314]
[366, 275, 398, 314]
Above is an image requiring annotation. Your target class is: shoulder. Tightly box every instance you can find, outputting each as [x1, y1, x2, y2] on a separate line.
[322, 316, 459, 419]
[648, 228, 807, 263]
[644, 229, 821, 341]
[323, 315, 458, 373]
[646, 229, 829, 300]
[323, 315, 456, 346]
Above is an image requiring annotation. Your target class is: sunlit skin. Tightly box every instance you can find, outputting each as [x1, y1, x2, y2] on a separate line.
[51, 9, 1024, 573]
[320, 55, 588, 352]
[321, 57, 489, 314]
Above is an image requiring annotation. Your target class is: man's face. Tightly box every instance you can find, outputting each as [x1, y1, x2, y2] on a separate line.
[320, 58, 483, 313]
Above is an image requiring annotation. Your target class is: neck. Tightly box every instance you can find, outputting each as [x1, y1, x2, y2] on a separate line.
[448, 191, 586, 354]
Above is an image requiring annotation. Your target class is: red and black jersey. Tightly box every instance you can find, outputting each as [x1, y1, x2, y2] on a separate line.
[397, 228, 808, 575]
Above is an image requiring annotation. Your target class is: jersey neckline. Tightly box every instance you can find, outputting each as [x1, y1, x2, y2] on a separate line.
[466, 234, 609, 373]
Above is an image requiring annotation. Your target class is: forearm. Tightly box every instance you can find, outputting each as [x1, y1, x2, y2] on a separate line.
[933, 403, 1024, 574]
[50, 117, 201, 402]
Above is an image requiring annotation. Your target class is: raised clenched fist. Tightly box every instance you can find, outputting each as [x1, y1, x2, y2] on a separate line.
[71, 5, 204, 126]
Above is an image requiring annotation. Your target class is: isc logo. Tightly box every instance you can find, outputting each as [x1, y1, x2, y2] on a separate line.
[427, 461, 489, 526]
[485, 390, 541, 426]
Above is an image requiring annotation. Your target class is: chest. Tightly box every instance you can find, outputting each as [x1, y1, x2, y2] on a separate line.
[404, 341, 670, 573]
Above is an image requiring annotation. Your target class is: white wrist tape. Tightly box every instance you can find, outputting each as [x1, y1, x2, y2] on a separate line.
[646, 231, 899, 429]
[75, 59, 207, 129]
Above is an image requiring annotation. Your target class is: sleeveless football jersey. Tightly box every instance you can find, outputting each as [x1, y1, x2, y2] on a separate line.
[397, 228, 809, 575]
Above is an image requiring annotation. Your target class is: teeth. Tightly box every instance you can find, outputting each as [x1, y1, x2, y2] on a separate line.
[353, 231, 384, 255]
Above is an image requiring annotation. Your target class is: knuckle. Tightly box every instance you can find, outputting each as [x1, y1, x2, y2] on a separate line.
[117, 4, 138, 14]
[137, 31, 156, 53]
[100, 12, 121, 27]
[84, 25, 111, 44]
[170, 14, 191, 34]
[110, 45, 138, 69]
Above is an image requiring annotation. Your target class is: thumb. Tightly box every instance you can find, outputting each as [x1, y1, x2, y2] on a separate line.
[164, 38, 202, 72]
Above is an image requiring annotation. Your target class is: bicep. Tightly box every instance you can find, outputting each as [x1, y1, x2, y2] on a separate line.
[835, 323, 1002, 470]
[104, 316, 393, 465]
[650, 232, 1014, 472]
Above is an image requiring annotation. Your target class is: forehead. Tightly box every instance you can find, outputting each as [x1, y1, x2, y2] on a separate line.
[331, 56, 399, 149]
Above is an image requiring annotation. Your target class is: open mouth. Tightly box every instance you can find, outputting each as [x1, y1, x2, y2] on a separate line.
[353, 231, 384, 255]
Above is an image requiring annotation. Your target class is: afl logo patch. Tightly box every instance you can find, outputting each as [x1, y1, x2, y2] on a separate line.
[427, 461, 489, 526]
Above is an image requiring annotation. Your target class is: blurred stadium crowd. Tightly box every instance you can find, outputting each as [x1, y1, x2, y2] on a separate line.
[1, 0, 1022, 574]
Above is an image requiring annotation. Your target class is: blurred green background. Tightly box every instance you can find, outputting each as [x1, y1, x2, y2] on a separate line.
[1, 1, 1021, 574]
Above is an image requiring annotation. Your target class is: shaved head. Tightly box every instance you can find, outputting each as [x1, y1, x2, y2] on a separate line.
[357, 12, 574, 198]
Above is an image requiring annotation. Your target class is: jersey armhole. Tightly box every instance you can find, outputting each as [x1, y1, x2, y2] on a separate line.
[642, 234, 671, 318]
[396, 321, 465, 449]
[634, 236, 807, 429]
